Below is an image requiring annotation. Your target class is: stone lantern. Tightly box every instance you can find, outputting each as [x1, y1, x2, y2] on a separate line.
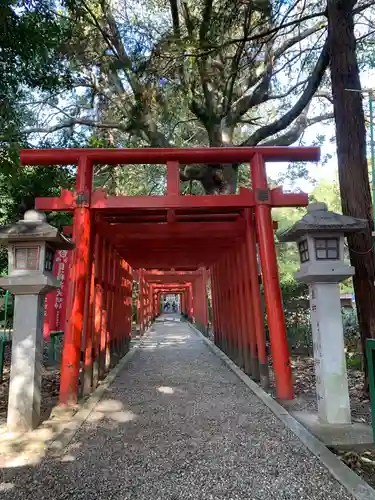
[0, 210, 74, 432]
[279, 202, 367, 426]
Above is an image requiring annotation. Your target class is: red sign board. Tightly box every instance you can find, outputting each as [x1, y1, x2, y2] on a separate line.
[43, 249, 72, 339]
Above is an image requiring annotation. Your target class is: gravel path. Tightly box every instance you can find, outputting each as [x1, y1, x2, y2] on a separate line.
[0, 316, 353, 499]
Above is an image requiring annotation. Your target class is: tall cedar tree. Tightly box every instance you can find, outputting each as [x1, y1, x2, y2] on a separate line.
[327, 0, 375, 390]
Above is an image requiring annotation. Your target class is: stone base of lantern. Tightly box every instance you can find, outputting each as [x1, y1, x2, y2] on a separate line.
[292, 411, 373, 451]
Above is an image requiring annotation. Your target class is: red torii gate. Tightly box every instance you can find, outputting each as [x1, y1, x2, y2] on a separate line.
[21, 146, 318, 404]
[144, 269, 208, 328]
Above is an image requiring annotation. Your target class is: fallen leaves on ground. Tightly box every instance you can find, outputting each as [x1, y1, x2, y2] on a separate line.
[289, 354, 375, 488]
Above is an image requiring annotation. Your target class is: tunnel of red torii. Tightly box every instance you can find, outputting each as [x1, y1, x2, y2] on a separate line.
[20, 146, 319, 405]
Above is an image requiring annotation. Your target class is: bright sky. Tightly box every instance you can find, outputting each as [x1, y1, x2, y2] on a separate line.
[267, 68, 375, 193]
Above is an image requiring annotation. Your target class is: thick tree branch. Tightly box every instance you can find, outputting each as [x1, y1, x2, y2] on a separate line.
[199, 0, 213, 43]
[260, 112, 334, 146]
[169, 0, 180, 37]
[23, 118, 128, 135]
[242, 38, 330, 146]
[223, 1, 259, 114]
[274, 22, 326, 59]
[225, 24, 325, 127]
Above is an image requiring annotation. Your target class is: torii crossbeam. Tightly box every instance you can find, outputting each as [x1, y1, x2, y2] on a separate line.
[21, 146, 319, 404]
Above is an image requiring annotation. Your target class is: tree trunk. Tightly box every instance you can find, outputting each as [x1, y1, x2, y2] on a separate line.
[327, 0, 375, 393]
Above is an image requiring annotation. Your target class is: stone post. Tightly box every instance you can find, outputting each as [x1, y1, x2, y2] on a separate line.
[7, 294, 45, 431]
[279, 202, 367, 425]
[309, 282, 351, 424]
[0, 210, 74, 432]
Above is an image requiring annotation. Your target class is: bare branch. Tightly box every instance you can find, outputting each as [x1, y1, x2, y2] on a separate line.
[274, 22, 326, 59]
[242, 38, 330, 146]
[268, 79, 308, 101]
[23, 118, 128, 135]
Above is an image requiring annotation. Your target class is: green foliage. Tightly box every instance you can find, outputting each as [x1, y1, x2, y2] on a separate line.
[279, 277, 361, 356]
[0, 0, 72, 147]
[279, 277, 312, 354]
[342, 308, 360, 348]
[311, 180, 342, 213]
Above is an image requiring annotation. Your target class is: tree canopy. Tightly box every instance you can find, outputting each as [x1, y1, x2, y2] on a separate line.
[13, 0, 374, 193]
[1, 0, 375, 312]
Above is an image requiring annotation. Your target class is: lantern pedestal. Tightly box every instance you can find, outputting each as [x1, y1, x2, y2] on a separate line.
[0, 210, 74, 432]
[309, 282, 351, 424]
[279, 202, 372, 439]
[290, 411, 373, 450]
[7, 294, 45, 432]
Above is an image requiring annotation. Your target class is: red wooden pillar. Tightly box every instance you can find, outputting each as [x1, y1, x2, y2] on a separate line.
[183, 289, 186, 316]
[215, 264, 223, 349]
[121, 259, 126, 352]
[216, 260, 225, 353]
[219, 258, 229, 356]
[125, 262, 132, 350]
[195, 272, 204, 331]
[123, 260, 129, 353]
[108, 248, 116, 367]
[210, 266, 220, 346]
[192, 279, 199, 327]
[122, 261, 128, 350]
[230, 250, 242, 367]
[139, 270, 144, 333]
[207, 266, 217, 345]
[202, 268, 208, 332]
[113, 253, 120, 362]
[118, 259, 123, 354]
[104, 244, 114, 371]
[157, 291, 161, 315]
[225, 254, 235, 360]
[92, 231, 102, 389]
[245, 210, 269, 387]
[234, 246, 251, 373]
[200, 276, 204, 327]
[144, 279, 148, 328]
[188, 283, 193, 320]
[119, 256, 124, 353]
[148, 284, 152, 325]
[154, 289, 158, 318]
[82, 217, 95, 396]
[250, 154, 292, 400]
[129, 266, 133, 340]
[145, 282, 149, 326]
[60, 155, 93, 406]
[99, 239, 108, 377]
[238, 241, 258, 378]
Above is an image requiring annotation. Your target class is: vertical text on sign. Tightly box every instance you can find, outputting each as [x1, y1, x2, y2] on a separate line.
[43, 249, 72, 339]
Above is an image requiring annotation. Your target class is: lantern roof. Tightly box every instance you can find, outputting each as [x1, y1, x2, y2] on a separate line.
[0, 210, 74, 250]
[278, 202, 368, 242]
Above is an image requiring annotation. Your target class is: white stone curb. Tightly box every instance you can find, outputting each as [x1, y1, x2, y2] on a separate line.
[188, 322, 375, 500]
